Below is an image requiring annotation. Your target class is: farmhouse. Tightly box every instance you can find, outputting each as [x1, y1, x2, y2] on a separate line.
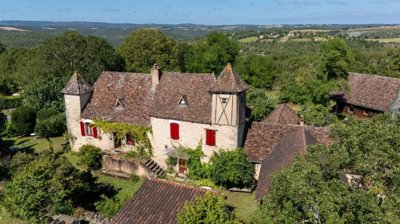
[62, 63, 248, 175]
[331, 72, 400, 118]
[243, 104, 332, 200]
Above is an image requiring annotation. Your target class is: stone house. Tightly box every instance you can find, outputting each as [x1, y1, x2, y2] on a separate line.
[243, 104, 332, 200]
[62, 63, 248, 175]
[331, 72, 400, 118]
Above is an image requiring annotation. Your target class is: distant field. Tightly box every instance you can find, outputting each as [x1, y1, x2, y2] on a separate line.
[0, 26, 29, 32]
[366, 38, 400, 43]
[239, 36, 258, 43]
[290, 38, 311, 42]
[347, 26, 400, 32]
[279, 35, 289, 42]
[290, 29, 331, 33]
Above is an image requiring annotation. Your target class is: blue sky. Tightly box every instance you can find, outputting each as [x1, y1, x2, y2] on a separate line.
[1, 0, 400, 25]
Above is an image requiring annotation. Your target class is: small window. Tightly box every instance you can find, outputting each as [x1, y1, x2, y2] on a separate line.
[178, 95, 188, 107]
[206, 129, 216, 146]
[80, 122, 98, 138]
[126, 134, 135, 145]
[115, 98, 125, 109]
[170, 123, 180, 140]
[221, 98, 227, 104]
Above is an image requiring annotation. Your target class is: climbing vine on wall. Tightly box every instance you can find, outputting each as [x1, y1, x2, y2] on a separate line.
[93, 120, 152, 150]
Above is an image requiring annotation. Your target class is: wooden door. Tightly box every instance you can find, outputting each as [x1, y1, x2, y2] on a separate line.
[178, 159, 187, 174]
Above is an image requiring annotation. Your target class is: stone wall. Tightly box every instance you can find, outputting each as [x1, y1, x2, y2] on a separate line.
[150, 117, 240, 169]
[102, 154, 149, 177]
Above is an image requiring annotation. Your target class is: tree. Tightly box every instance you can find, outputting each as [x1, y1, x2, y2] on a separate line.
[210, 148, 254, 188]
[235, 55, 276, 89]
[117, 29, 179, 72]
[186, 32, 239, 73]
[35, 112, 66, 138]
[177, 192, 237, 224]
[254, 114, 400, 223]
[246, 88, 276, 121]
[299, 103, 336, 127]
[0, 41, 5, 54]
[78, 144, 103, 171]
[318, 38, 354, 80]
[10, 106, 36, 136]
[3, 153, 94, 223]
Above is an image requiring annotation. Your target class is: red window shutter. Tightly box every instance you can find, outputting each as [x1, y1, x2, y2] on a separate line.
[170, 123, 179, 140]
[206, 129, 216, 146]
[93, 127, 98, 138]
[80, 121, 86, 136]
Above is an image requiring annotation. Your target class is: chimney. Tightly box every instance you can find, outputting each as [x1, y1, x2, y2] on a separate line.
[151, 64, 161, 90]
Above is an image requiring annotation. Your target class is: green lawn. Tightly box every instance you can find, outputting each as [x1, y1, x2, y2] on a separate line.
[224, 191, 258, 222]
[95, 174, 145, 202]
[1, 136, 66, 154]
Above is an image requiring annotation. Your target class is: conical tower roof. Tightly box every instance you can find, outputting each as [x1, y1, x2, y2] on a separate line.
[209, 63, 249, 93]
[61, 71, 93, 95]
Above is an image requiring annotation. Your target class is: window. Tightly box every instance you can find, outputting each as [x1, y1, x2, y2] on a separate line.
[221, 98, 227, 104]
[206, 129, 216, 146]
[178, 95, 188, 107]
[126, 134, 135, 145]
[170, 123, 179, 140]
[80, 121, 98, 138]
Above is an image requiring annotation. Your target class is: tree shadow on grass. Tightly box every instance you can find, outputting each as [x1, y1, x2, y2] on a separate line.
[78, 182, 120, 211]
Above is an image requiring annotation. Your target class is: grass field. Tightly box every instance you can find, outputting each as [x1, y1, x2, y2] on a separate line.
[1, 136, 66, 154]
[224, 191, 258, 222]
[239, 36, 258, 43]
[366, 38, 400, 43]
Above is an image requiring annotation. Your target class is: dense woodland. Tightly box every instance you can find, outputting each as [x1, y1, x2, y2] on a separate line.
[1, 26, 400, 223]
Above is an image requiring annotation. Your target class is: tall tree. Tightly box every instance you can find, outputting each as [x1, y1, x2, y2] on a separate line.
[318, 38, 354, 80]
[186, 32, 239, 73]
[3, 153, 94, 223]
[117, 29, 179, 72]
[235, 55, 276, 89]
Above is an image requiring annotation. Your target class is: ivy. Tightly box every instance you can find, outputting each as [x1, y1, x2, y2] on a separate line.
[93, 120, 152, 152]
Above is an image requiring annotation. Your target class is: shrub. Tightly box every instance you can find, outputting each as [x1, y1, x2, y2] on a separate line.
[9, 152, 37, 176]
[177, 192, 237, 224]
[10, 106, 36, 136]
[130, 174, 140, 182]
[300, 103, 336, 127]
[210, 148, 254, 188]
[183, 144, 210, 180]
[0, 96, 22, 110]
[95, 195, 122, 218]
[166, 156, 177, 174]
[35, 112, 66, 138]
[78, 145, 103, 171]
[36, 107, 59, 121]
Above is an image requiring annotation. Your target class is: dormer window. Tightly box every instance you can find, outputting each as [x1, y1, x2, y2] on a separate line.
[115, 97, 125, 109]
[178, 95, 188, 107]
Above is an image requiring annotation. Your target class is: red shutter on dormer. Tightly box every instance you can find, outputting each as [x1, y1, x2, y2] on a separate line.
[206, 129, 216, 146]
[170, 123, 179, 140]
[80, 121, 86, 136]
[93, 127, 98, 138]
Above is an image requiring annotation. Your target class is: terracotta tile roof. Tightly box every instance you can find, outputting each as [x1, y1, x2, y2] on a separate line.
[340, 73, 400, 112]
[150, 72, 216, 123]
[255, 127, 317, 200]
[262, 103, 299, 125]
[209, 63, 249, 93]
[61, 72, 93, 95]
[244, 123, 299, 162]
[81, 71, 153, 126]
[110, 178, 207, 224]
[244, 123, 331, 163]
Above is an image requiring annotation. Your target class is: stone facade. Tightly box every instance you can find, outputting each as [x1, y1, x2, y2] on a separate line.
[63, 64, 249, 174]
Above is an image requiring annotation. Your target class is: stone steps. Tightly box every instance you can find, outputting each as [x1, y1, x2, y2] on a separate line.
[142, 159, 166, 177]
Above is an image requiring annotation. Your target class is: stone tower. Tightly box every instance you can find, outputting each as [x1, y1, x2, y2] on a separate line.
[61, 71, 93, 149]
[209, 63, 249, 146]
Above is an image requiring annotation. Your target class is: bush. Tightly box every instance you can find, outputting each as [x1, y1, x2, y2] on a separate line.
[130, 174, 140, 182]
[95, 195, 122, 218]
[10, 106, 36, 136]
[9, 152, 37, 176]
[0, 96, 22, 110]
[78, 145, 103, 171]
[166, 156, 177, 174]
[183, 144, 210, 180]
[210, 148, 254, 188]
[35, 112, 66, 138]
[36, 107, 59, 121]
[177, 192, 236, 224]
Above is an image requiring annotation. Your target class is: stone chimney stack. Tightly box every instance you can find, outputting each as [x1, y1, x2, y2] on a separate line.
[151, 64, 162, 90]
